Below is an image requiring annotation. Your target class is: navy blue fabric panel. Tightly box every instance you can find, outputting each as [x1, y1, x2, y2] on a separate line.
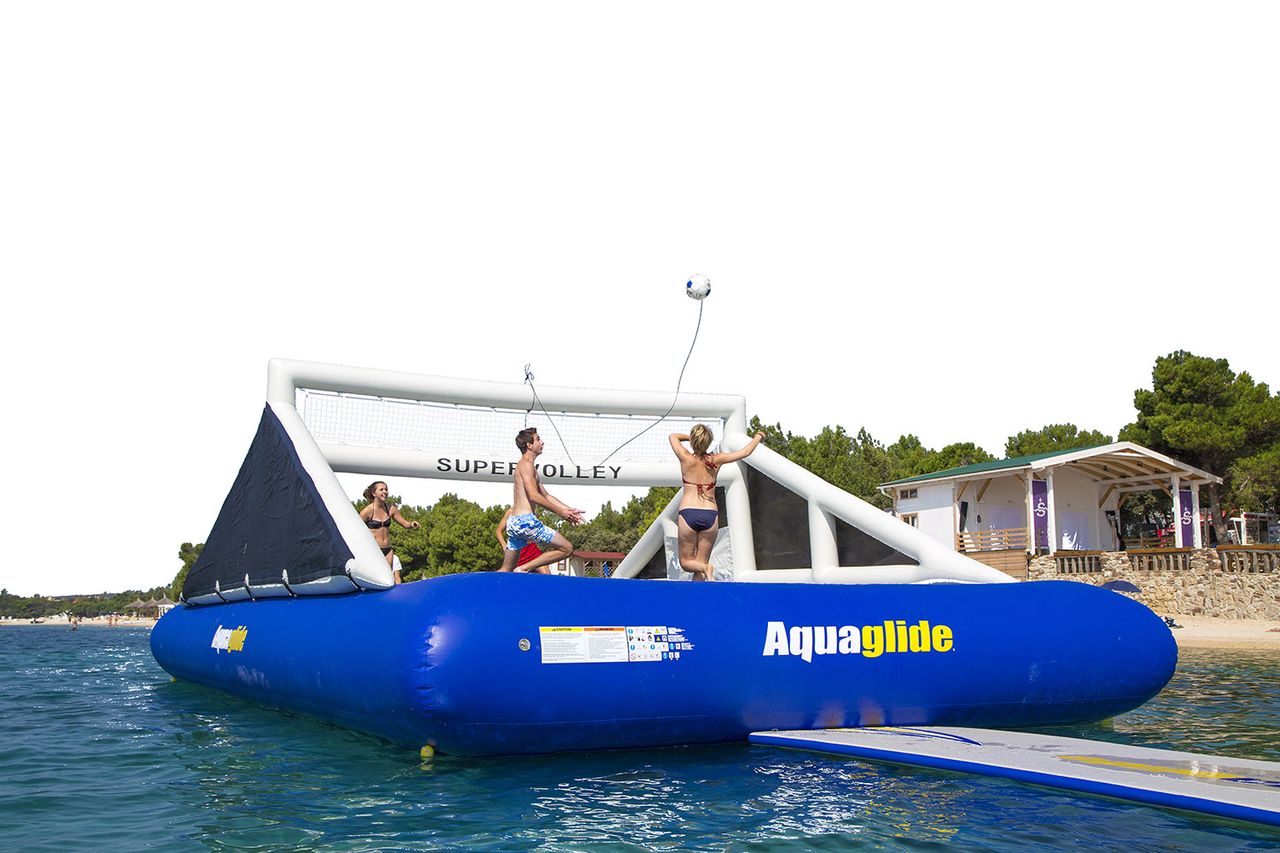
[183, 406, 353, 600]
[152, 575, 1176, 756]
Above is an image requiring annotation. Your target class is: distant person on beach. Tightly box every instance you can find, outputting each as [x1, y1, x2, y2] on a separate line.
[669, 425, 765, 581]
[496, 507, 545, 571]
[498, 428, 583, 573]
[360, 481, 420, 584]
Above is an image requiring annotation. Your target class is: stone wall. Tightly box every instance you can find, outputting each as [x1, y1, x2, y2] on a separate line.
[1027, 549, 1280, 620]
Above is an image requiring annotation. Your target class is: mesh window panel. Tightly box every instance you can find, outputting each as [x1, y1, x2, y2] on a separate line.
[744, 465, 811, 569]
[297, 389, 724, 466]
[834, 517, 918, 566]
[638, 549, 667, 579]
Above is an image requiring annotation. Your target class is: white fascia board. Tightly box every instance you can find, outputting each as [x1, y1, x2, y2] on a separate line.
[880, 465, 1033, 491]
[1025, 442, 1128, 470]
[1028, 441, 1222, 484]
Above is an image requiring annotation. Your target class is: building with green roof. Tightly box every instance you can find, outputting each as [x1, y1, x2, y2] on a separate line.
[877, 442, 1220, 577]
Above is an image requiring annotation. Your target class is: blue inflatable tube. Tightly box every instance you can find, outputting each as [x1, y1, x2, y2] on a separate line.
[150, 574, 1176, 756]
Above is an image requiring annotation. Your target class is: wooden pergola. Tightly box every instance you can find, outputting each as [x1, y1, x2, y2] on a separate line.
[1019, 443, 1221, 550]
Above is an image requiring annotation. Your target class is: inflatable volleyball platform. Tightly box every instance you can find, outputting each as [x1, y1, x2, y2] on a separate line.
[152, 359, 1177, 756]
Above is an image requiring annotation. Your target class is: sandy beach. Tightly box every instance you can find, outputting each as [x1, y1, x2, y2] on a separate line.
[1168, 615, 1280, 651]
[0, 616, 156, 628]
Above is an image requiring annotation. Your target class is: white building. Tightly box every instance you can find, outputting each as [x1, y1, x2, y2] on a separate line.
[879, 443, 1221, 577]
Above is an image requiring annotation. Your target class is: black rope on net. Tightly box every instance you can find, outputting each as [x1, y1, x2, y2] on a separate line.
[599, 298, 704, 467]
[281, 569, 297, 598]
[345, 565, 367, 592]
[243, 574, 257, 602]
[213, 580, 228, 604]
[523, 364, 579, 468]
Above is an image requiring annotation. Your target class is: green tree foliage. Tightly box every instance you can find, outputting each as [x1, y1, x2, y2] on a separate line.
[391, 501, 432, 576]
[752, 417, 998, 509]
[418, 493, 497, 578]
[169, 542, 204, 599]
[1229, 446, 1280, 516]
[553, 488, 681, 553]
[1117, 489, 1173, 539]
[750, 418, 898, 508]
[930, 442, 996, 472]
[885, 435, 933, 480]
[0, 587, 172, 620]
[1120, 351, 1280, 537]
[1005, 424, 1113, 458]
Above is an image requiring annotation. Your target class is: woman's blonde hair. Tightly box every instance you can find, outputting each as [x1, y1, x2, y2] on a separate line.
[689, 424, 713, 456]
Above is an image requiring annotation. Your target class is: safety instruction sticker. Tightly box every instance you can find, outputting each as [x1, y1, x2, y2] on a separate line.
[539, 625, 693, 664]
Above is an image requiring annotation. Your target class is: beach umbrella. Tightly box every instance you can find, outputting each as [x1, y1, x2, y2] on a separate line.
[1101, 580, 1141, 593]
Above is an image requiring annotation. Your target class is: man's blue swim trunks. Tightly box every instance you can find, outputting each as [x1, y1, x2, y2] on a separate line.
[506, 513, 555, 551]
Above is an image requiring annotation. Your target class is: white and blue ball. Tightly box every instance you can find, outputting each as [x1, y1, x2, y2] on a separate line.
[685, 274, 711, 300]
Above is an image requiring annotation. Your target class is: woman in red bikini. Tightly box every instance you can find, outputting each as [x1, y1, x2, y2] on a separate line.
[360, 481, 420, 584]
[669, 425, 765, 581]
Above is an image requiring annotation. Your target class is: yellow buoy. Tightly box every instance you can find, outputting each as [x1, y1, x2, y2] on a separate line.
[420, 744, 435, 761]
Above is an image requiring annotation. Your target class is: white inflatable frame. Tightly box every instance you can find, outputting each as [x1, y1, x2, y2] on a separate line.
[258, 358, 1011, 594]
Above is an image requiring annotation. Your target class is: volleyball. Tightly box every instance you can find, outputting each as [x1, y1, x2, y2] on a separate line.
[686, 274, 711, 300]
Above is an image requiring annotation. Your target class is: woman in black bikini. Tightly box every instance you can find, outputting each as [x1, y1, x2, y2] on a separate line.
[669, 425, 765, 581]
[360, 481, 420, 584]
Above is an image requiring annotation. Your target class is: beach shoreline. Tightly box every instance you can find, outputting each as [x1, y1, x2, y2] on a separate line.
[4, 614, 1279, 649]
[0, 617, 155, 628]
[1167, 615, 1280, 651]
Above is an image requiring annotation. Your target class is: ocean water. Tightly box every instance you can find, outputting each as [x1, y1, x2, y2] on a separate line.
[1, 627, 1277, 852]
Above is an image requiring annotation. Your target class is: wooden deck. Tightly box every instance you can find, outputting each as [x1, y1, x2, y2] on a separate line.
[962, 548, 1029, 579]
[956, 528, 1030, 579]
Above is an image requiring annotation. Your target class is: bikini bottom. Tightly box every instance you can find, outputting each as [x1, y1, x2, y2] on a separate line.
[679, 508, 718, 532]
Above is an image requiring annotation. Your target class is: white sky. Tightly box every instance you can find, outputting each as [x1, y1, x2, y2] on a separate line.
[2, 3, 1276, 597]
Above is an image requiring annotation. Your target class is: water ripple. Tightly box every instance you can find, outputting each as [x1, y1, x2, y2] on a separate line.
[1, 629, 1278, 851]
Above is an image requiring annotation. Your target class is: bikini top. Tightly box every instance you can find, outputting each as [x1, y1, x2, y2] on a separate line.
[682, 455, 719, 502]
[365, 507, 393, 529]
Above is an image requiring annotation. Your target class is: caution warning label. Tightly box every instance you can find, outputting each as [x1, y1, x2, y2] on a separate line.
[539, 625, 693, 664]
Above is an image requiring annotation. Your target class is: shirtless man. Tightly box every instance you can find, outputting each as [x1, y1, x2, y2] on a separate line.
[496, 506, 542, 569]
[499, 428, 584, 573]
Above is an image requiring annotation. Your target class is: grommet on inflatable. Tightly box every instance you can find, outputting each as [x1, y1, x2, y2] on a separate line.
[151, 358, 1177, 757]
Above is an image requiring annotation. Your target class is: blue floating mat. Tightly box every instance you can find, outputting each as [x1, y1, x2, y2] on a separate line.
[749, 727, 1280, 827]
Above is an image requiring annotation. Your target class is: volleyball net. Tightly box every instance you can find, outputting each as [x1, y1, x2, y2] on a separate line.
[297, 388, 725, 468]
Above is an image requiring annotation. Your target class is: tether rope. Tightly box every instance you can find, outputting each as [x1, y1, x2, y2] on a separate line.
[523, 364, 580, 468]
[598, 298, 704, 466]
[520, 293, 706, 469]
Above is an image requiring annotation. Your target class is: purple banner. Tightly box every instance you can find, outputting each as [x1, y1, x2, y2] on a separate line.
[1178, 489, 1195, 547]
[1032, 480, 1048, 549]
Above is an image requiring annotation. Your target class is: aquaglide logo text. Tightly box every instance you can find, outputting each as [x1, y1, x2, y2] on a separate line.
[211, 624, 248, 654]
[762, 620, 954, 662]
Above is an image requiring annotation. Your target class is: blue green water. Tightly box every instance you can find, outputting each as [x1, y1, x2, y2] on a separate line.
[1, 627, 1277, 851]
